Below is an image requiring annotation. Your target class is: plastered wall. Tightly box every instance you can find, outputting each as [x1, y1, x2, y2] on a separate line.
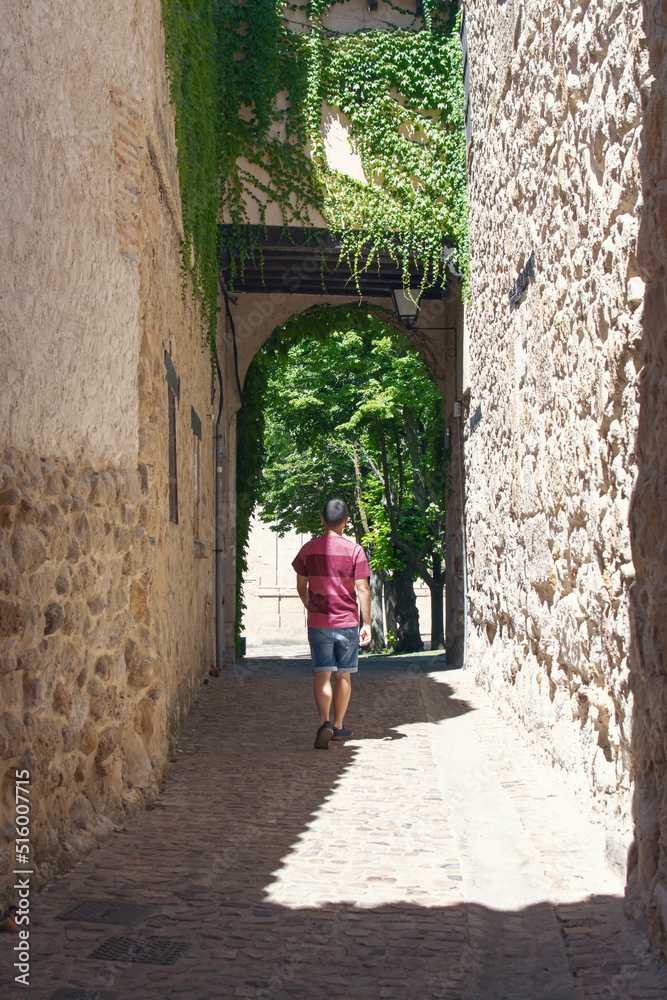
[0, 0, 215, 896]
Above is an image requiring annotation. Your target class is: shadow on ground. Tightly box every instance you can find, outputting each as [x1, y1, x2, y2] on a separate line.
[4, 657, 665, 999]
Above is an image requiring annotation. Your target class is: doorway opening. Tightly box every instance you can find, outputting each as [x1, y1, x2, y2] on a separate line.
[236, 301, 451, 660]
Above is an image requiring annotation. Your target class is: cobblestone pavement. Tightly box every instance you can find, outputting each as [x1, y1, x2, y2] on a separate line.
[3, 654, 666, 999]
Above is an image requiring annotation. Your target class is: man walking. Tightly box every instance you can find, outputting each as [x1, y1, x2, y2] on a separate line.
[292, 499, 371, 749]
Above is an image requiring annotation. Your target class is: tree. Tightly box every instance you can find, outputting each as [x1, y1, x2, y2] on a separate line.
[252, 304, 448, 651]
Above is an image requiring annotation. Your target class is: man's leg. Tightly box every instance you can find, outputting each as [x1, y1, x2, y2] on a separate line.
[332, 672, 351, 730]
[313, 671, 333, 725]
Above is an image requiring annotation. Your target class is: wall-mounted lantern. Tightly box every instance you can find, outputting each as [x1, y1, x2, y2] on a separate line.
[391, 287, 421, 328]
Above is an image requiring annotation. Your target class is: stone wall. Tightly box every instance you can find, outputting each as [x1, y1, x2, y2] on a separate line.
[0, 455, 164, 876]
[464, 0, 651, 867]
[0, 0, 215, 896]
[626, 0, 667, 952]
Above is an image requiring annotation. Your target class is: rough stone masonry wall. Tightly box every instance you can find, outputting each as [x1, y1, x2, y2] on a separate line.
[0, 0, 215, 896]
[0, 458, 163, 875]
[464, 0, 651, 866]
[626, 0, 667, 952]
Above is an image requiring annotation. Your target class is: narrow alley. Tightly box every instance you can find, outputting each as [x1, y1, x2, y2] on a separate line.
[13, 651, 666, 1000]
[2, 0, 667, 994]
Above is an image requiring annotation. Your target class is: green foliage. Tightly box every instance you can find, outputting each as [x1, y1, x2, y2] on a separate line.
[161, 0, 468, 355]
[257, 304, 447, 556]
[234, 356, 268, 652]
[313, 3, 468, 293]
[161, 0, 224, 353]
[235, 301, 450, 641]
[162, 0, 318, 354]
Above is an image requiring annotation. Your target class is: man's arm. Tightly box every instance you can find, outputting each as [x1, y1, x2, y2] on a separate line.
[355, 577, 372, 647]
[296, 573, 309, 609]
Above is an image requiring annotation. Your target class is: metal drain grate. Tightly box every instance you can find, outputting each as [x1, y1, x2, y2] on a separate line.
[47, 990, 118, 1000]
[57, 899, 157, 926]
[89, 936, 190, 966]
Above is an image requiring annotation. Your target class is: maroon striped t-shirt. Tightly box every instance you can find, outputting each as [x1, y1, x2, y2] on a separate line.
[292, 533, 370, 628]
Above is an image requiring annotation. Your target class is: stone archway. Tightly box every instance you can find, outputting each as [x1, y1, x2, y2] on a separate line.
[213, 243, 465, 663]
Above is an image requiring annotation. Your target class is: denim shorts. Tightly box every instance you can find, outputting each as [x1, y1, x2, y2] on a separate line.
[308, 626, 360, 673]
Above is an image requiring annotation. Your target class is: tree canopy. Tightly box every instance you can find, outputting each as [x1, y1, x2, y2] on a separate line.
[238, 304, 449, 649]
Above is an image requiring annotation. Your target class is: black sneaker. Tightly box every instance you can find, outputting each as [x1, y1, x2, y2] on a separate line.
[314, 721, 334, 749]
[332, 725, 352, 740]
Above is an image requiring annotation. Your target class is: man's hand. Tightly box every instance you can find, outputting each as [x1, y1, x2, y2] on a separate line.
[355, 578, 372, 647]
[296, 573, 309, 609]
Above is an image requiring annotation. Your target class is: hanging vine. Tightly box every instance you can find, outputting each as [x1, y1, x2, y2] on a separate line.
[311, 1, 467, 293]
[161, 0, 467, 355]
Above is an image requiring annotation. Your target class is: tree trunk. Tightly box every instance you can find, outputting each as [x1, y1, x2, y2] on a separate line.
[391, 566, 423, 653]
[430, 552, 445, 650]
[384, 577, 398, 644]
[369, 568, 386, 652]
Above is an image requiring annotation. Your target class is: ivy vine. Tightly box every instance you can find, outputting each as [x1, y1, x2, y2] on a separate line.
[310, 1, 467, 293]
[161, 0, 467, 355]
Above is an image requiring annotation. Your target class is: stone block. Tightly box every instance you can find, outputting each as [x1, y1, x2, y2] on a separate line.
[129, 581, 147, 622]
[22, 671, 44, 709]
[0, 487, 22, 508]
[121, 730, 153, 790]
[18, 748, 36, 773]
[114, 525, 132, 551]
[87, 678, 104, 699]
[100, 471, 117, 504]
[73, 513, 91, 554]
[44, 471, 63, 496]
[87, 594, 105, 615]
[11, 524, 47, 573]
[2, 712, 26, 758]
[53, 682, 73, 717]
[0, 654, 15, 675]
[0, 567, 20, 594]
[54, 566, 70, 595]
[95, 655, 112, 680]
[34, 718, 62, 764]
[63, 601, 91, 637]
[16, 496, 37, 525]
[94, 725, 120, 764]
[0, 600, 25, 638]
[78, 720, 98, 756]
[70, 794, 95, 830]
[87, 682, 110, 723]
[61, 725, 79, 753]
[44, 602, 64, 635]
[627, 276, 645, 308]
[137, 464, 149, 494]
[66, 537, 80, 563]
[85, 473, 100, 504]
[124, 639, 154, 688]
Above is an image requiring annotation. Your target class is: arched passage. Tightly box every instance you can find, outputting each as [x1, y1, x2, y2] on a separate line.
[214, 245, 465, 665]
